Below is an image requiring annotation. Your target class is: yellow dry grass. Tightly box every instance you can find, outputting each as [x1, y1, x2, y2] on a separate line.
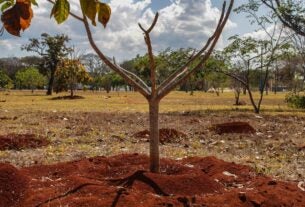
[0, 90, 301, 114]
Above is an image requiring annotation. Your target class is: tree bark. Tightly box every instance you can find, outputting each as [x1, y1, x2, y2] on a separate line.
[234, 90, 240, 105]
[149, 99, 160, 173]
[247, 89, 259, 113]
[47, 70, 55, 95]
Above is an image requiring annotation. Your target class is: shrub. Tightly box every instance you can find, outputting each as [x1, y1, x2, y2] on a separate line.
[285, 93, 305, 108]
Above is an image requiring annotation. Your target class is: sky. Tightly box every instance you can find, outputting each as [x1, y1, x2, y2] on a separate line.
[0, 0, 263, 61]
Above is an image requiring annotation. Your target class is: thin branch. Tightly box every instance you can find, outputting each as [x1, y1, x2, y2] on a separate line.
[157, 0, 228, 96]
[158, 0, 234, 99]
[157, 50, 196, 91]
[81, 14, 150, 98]
[217, 69, 248, 87]
[117, 64, 151, 90]
[138, 13, 159, 96]
[138, 13, 159, 34]
[262, 0, 305, 37]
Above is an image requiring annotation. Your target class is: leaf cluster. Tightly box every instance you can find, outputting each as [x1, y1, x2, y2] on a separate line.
[15, 67, 46, 89]
[0, 0, 111, 36]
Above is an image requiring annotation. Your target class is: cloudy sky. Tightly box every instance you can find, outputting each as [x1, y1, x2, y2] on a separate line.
[0, 0, 262, 61]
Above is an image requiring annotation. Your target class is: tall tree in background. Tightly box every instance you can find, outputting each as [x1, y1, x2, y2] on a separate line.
[21, 33, 72, 95]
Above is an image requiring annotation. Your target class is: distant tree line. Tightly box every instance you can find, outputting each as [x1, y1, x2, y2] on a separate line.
[0, 45, 304, 96]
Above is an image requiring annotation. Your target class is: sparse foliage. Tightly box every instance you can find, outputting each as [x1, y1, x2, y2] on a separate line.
[261, 0, 305, 36]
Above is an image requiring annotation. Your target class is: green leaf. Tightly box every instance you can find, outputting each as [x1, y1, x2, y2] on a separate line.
[1, 1, 11, 12]
[98, 2, 111, 28]
[50, 0, 70, 24]
[30, 0, 38, 6]
[80, 0, 97, 26]
[0, 0, 8, 4]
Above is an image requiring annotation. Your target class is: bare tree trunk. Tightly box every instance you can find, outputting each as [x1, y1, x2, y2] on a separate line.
[47, 71, 55, 95]
[149, 99, 160, 173]
[247, 88, 259, 113]
[243, 87, 247, 95]
[234, 89, 240, 105]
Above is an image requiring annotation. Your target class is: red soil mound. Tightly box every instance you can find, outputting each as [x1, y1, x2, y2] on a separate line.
[0, 154, 303, 207]
[134, 128, 187, 144]
[211, 122, 256, 134]
[0, 134, 49, 150]
[0, 164, 29, 207]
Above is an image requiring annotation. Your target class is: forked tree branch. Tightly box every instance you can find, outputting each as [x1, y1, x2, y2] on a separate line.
[81, 14, 150, 98]
[139, 13, 159, 97]
[157, 0, 229, 97]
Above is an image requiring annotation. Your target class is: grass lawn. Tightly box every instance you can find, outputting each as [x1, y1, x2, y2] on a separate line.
[0, 89, 299, 113]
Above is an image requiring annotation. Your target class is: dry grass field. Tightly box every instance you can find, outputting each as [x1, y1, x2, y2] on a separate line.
[0, 90, 304, 182]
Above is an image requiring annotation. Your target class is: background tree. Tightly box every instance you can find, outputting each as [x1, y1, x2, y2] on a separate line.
[216, 1, 290, 113]
[261, 0, 305, 36]
[289, 34, 305, 90]
[0, 56, 42, 79]
[22, 33, 72, 95]
[15, 67, 46, 93]
[55, 58, 91, 97]
[0, 69, 13, 90]
[203, 55, 229, 96]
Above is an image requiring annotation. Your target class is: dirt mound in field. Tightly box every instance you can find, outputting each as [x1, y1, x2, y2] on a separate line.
[0, 134, 49, 150]
[211, 122, 256, 134]
[0, 164, 29, 207]
[133, 128, 187, 144]
[0, 153, 303, 207]
[50, 95, 84, 100]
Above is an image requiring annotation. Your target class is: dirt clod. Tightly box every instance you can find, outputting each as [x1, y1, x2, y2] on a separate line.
[211, 122, 256, 134]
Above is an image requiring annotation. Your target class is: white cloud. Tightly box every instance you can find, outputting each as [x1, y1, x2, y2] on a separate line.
[0, 0, 236, 61]
[242, 23, 288, 43]
[0, 40, 13, 50]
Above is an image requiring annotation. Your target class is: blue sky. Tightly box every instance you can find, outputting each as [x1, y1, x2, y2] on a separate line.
[0, 0, 262, 61]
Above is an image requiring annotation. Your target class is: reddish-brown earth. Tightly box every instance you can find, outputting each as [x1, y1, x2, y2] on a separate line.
[134, 128, 187, 144]
[0, 134, 49, 150]
[0, 153, 304, 207]
[211, 122, 256, 134]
